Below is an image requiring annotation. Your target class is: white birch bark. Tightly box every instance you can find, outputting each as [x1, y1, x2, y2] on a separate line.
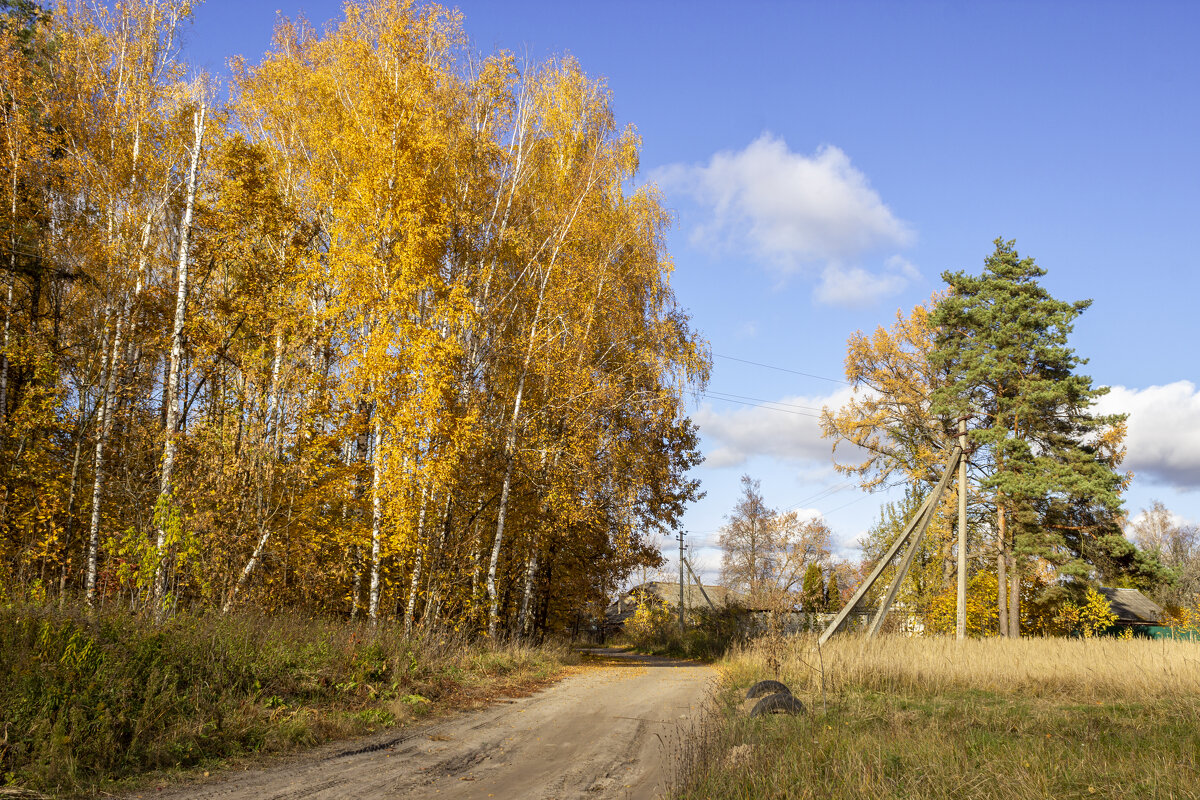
[487, 368, 525, 637]
[220, 326, 287, 611]
[151, 100, 205, 615]
[222, 510, 270, 614]
[485, 170, 597, 635]
[518, 545, 539, 637]
[83, 306, 123, 607]
[403, 486, 430, 635]
[0, 152, 15, 429]
[367, 412, 385, 623]
[266, 327, 285, 455]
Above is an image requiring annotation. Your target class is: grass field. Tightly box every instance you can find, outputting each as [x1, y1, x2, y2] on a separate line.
[0, 604, 576, 797]
[672, 635, 1200, 799]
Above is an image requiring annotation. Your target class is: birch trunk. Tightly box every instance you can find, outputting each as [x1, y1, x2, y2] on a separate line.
[58, 416, 90, 603]
[420, 493, 453, 628]
[483, 117, 603, 636]
[518, 544, 539, 637]
[403, 486, 430, 635]
[469, 504, 483, 622]
[367, 412, 385, 623]
[487, 369, 524, 637]
[84, 305, 124, 607]
[151, 101, 206, 616]
[351, 545, 363, 620]
[222, 505, 270, 613]
[221, 326, 287, 610]
[0, 160, 15, 429]
[266, 327, 285, 455]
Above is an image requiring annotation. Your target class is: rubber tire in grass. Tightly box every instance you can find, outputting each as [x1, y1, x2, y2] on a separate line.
[745, 680, 791, 699]
[749, 691, 805, 717]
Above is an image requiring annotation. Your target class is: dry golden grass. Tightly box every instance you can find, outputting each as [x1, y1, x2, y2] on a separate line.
[728, 633, 1200, 701]
[674, 634, 1200, 800]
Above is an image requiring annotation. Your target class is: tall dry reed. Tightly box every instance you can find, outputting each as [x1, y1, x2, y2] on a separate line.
[726, 633, 1200, 701]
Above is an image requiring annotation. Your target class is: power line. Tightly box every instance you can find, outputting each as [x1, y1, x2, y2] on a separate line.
[821, 493, 873, 517]
[713, 352, 849, 385]
[780, 481, 858, 513]
[698, 392, 823, 419]
[705, 389, 825, 413]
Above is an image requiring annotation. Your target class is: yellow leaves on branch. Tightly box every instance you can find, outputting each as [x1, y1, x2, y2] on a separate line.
[820, 294, 948, 491]
[0, 0, 707, 632]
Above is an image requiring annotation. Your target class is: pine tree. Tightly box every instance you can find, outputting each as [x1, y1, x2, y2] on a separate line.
[930, 238, 1129, 637]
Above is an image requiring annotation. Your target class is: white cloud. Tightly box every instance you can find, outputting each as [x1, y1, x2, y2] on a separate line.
[1095, 381, 1200, 490]
[653, 133, 918, 306]
[816, 255, 922, 308]
[686, 545, 725, 580]
[695, 386, 858, 468]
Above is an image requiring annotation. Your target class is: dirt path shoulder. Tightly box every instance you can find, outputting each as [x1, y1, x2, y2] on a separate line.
[137, 648, 714, 800]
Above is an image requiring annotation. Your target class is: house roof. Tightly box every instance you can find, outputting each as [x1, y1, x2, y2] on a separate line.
[1097, 587, 1162, 624]
[607, 581, 744, 614]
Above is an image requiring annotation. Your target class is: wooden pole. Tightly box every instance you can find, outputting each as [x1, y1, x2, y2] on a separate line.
[866, 447, 960, 638]
[818, 445, 962, 646]
[866, 497, 937, 637]
[683, 556, 717, 611]
[956, 417, 969, 640]
[678, 530, 685, 635]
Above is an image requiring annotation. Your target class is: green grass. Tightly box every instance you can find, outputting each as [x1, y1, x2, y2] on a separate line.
[673, 636, 1200, 799]
[0, 603, 575, 797]
[621, 604, 745, 661]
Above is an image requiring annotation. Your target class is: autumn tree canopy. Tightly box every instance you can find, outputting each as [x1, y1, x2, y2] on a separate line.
[824, 239, 1165, 636]
[0, 0, 708, 637]
[718, 474, 832, 607]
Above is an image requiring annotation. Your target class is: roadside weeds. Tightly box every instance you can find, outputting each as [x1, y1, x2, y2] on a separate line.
[670, 635, 1200, 800]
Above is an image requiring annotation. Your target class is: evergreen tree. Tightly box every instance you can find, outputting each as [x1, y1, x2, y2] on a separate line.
[930, 238, 1130, 637]
[799, 562, 825, 612]
[824, 571, 840, 611]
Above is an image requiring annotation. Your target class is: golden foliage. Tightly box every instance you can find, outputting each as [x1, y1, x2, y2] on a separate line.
[0, 0, 707, 637]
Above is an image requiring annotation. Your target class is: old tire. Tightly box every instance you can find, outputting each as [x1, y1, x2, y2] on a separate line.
[750, 692, 805, 717]
[745, 679, 791, 699]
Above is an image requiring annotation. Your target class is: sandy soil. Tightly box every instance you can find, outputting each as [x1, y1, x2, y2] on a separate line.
[136, 648, 715, 800]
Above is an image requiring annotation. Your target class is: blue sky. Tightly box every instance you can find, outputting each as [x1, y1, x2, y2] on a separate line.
[186, 0, 1200, 581]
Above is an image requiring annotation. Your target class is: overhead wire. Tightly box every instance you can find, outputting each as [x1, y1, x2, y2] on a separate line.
[684, 352, 875, 559]
[696, 392, 823, 418]
[703, 389, 825, 413]
[779, 481, 858, 513]
[712, 352, 849, 385]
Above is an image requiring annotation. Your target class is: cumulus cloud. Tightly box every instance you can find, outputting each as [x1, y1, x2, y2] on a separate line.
[816, 255, 922, 308]
[1095, 381, 1200, 490]
[653, 134, 918, 306]
[694, 386, 858, 468]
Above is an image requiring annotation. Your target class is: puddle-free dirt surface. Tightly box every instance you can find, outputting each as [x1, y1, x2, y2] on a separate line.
[136, 648, 714, 800]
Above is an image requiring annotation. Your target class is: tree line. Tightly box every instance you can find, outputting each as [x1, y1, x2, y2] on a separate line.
[720, 240, 1194, 637]
[822, 239, 1185, 636]
[0, 0, 707, 636]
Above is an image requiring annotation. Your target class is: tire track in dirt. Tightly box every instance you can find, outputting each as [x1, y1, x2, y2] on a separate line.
[134, 649, 714, 800]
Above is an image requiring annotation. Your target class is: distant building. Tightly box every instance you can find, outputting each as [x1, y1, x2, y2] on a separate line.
[604, 580, 744, 630]
[1097, 587, 1162, 632]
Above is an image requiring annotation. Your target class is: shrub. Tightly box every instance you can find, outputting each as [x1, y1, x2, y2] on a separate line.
[0, 604, 572, 795]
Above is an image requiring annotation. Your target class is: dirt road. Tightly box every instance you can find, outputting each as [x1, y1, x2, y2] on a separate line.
[141, 648, 714, 800]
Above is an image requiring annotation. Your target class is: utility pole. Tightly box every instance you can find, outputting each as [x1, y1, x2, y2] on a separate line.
[678, 530, 686, 635]
[956, 416, 969, 640]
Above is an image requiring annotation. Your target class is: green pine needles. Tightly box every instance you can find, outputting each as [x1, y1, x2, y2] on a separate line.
[929, 238, 1149, 629]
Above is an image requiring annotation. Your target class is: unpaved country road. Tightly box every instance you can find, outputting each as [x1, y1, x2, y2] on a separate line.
[141, 648, 714, 800]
